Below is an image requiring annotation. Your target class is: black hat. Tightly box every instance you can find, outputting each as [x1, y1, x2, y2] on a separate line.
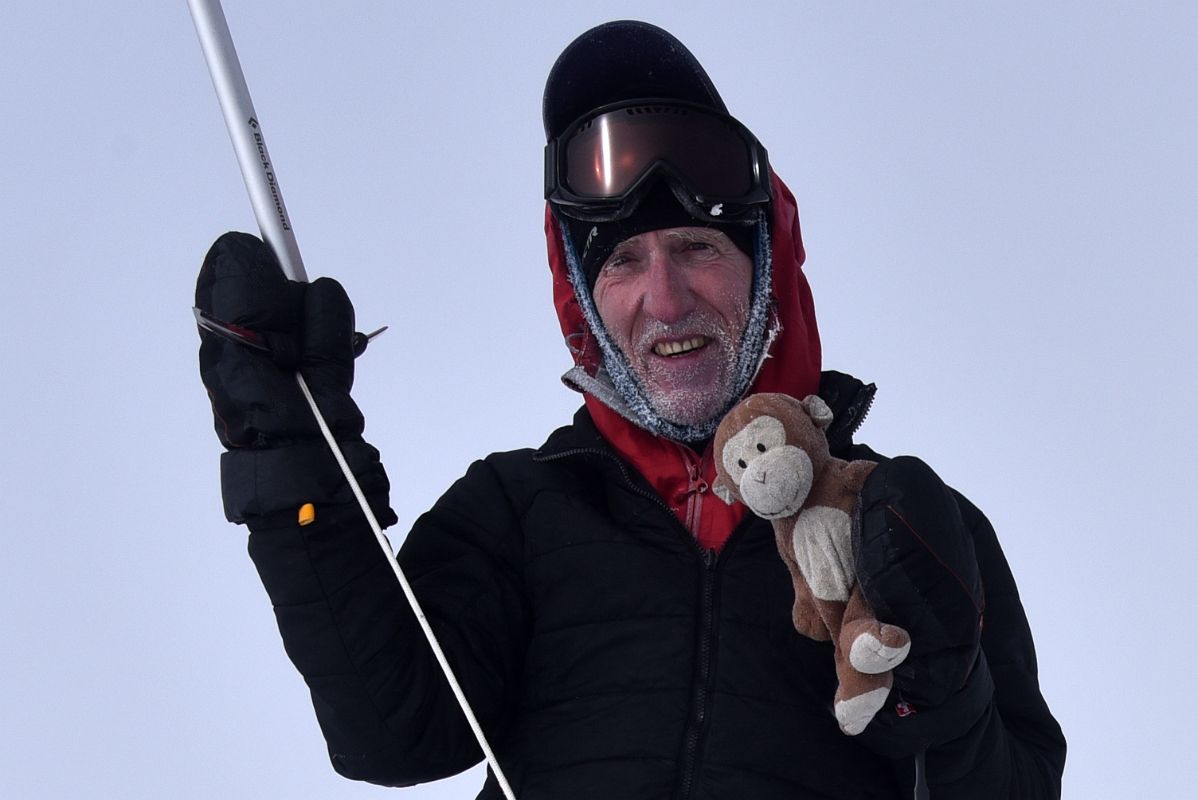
[543, 21, 727, 141]
[561, 182, 756, 287]
[546, 22, 754, 286]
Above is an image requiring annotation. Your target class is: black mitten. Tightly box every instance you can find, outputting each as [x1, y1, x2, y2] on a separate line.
[853, 456, 989, 754]
[196, 232, 395, 526]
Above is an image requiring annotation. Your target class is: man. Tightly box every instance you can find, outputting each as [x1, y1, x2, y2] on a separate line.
[196, 21, 1065, 799]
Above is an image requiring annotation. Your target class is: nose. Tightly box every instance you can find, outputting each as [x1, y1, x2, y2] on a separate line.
[640, 246, 696, 324]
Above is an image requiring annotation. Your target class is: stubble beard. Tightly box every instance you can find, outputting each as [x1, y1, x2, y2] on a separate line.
[618, 308, 747, 427]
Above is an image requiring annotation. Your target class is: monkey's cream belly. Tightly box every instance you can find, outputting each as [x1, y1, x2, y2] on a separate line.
[792, 507, 855, 602]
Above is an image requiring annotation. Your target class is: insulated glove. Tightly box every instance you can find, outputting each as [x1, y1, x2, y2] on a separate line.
[853, 456, 990, 756]
[196, 231, 395, 526]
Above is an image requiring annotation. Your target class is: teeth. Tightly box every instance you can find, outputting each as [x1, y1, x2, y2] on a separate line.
[654, 336, 707, 357]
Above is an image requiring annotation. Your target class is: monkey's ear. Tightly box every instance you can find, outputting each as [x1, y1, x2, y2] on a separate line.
[801, 395, 834, 429]
[712, 475, 737, 505]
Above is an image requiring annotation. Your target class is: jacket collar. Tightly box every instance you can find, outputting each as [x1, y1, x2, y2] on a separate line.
[819, 370, 877, 454]
[538, 369, 876, 461]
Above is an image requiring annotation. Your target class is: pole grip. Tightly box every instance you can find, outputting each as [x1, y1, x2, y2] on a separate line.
[187, 0, 307, 282]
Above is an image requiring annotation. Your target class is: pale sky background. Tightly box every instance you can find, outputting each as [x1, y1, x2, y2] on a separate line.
[2, 1, 1195, 798]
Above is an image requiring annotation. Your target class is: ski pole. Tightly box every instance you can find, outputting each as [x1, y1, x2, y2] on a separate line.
[186, 3, 518, 797]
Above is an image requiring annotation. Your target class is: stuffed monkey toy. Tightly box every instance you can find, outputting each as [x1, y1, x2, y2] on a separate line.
[712, 392, 911, 735]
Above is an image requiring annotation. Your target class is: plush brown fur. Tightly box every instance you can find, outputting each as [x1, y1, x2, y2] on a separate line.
[712, 393, 911, 735]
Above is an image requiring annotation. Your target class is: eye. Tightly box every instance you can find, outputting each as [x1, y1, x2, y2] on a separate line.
[722, 415, 787, 483]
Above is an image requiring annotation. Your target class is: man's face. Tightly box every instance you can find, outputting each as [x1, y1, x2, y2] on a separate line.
[592, 227, 753, 426]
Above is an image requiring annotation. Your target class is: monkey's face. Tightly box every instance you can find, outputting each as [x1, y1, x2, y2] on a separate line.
[716, 414, 813, 519]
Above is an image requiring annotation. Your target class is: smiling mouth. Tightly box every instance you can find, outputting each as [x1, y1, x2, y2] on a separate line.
[653, 336, 708, 357]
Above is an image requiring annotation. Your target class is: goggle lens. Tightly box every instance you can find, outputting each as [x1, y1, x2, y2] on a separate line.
[562, 105, 755, 199]
[547, 100, 770, 221]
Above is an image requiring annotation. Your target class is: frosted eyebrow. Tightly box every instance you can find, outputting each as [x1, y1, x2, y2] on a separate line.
[664, 228, 728, 246]
[601, 243, 641, 272]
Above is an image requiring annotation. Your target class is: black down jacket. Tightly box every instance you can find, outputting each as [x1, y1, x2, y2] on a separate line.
[245, 373, 1065, 798]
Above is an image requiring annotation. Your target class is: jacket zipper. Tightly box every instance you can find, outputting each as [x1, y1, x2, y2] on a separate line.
[675, 443, 709, 538]
[826, 380, 876, 452]
[846, 384, 875, 442]
[533, 445, 741, 799]
[676, 546, 719, 800]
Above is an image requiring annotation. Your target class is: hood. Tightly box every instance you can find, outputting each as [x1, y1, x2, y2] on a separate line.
[544, 171, 821, 551]
[545, 170, 822, 440]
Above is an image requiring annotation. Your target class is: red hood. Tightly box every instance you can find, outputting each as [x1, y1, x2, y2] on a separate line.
[544, 172, 822, 549]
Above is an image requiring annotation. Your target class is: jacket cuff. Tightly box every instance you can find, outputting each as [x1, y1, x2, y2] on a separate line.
[220, 440, 395, 525]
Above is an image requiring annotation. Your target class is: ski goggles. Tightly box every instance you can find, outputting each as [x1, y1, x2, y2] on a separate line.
[545, 99, 772, 223]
